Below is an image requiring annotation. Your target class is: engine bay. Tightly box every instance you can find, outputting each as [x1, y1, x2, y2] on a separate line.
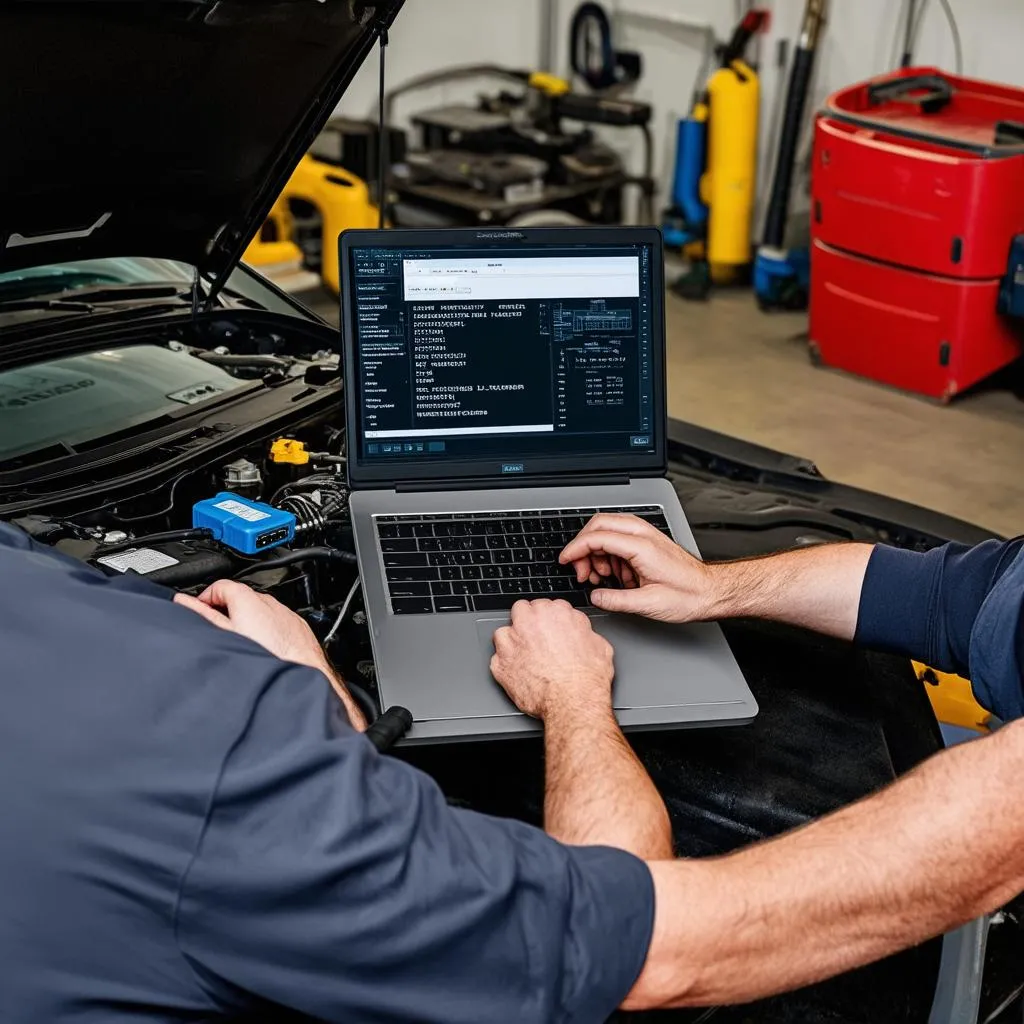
[0, 306, 383, 716]
[8, 421, 380, 714]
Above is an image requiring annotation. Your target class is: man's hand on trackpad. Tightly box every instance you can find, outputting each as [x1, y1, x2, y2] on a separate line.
[489, 599, 615, 722]
[490, 598, 674, 860]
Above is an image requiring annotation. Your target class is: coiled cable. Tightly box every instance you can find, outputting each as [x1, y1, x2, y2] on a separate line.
[275, 486, 349, 536]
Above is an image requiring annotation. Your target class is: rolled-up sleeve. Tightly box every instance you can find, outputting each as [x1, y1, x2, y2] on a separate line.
[855, 539, 1024, 720]
[174, 663, 654, 1023]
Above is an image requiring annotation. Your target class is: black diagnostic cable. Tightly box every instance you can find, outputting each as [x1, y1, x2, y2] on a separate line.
[365, 707, 413, 752]
[233, 547, 357, 580]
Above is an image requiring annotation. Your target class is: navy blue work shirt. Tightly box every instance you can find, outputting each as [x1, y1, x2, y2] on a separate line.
[857, 539, 1024, 721]
[0, 522, 654, 1023]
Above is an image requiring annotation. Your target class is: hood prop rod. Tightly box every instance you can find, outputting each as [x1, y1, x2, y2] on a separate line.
[190, 265, 205, 327]
[376, 27, 389, 229]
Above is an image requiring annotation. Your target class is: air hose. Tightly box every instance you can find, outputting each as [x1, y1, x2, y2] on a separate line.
[569, 2, 641, 91]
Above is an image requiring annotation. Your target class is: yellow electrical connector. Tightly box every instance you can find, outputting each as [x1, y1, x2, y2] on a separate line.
[269, 438, 310, 466]
[528, 71, 571, 96]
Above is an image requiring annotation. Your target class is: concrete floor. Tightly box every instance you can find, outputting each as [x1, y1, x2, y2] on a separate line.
[665, 291, 1024, 538]
[313, 287, 1024, 538]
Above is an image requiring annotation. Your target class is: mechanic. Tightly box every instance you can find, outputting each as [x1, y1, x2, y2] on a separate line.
[560, 513, 1024, 721]
[0, 519, 661, 1023]
[549, 514, 1024, 1005]
[3, 510, 1024, 1022]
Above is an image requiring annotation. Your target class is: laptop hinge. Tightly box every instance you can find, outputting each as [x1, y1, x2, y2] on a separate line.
[395, 473, 631, 493]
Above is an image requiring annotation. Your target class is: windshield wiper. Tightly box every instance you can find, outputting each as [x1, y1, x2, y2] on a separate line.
[0, 298, 99, 313]
[43, 283, 186, 304]
[0, 282, 187, 313]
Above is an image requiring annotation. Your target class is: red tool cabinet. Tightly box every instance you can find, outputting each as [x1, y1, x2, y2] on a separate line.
[809, 67, 1024, 400]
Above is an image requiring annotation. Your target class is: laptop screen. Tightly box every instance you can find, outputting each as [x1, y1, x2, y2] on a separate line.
[343, 230, 665, 485]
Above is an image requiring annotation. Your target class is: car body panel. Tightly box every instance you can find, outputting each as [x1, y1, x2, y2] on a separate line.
[0, 1, 403, 296]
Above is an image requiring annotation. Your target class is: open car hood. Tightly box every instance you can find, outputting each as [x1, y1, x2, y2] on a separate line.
[0, 1, 402, 293]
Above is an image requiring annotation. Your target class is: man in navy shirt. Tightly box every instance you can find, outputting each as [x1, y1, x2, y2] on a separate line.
[4, 510, 1024, 1022]
[561, 514, 1024, 725]
[0, 520, 660, 1023]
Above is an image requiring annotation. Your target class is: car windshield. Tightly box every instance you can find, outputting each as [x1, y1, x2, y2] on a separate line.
[0, 258, 195, 301]
[0, 344, 249, 466]
[0, 257, 312, 465]
[0, 256, 306, 323]
[0, 257, 195, 304]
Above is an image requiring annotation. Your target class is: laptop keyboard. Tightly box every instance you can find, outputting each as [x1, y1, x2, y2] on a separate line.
[375, 505, 672, 614]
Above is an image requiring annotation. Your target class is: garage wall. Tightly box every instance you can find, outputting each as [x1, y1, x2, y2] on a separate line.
[339, 0, 1024, 226]
[336, 0, 544, 126]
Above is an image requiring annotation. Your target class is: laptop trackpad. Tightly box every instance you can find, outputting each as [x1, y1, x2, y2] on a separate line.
[477, 611, 610, 645]
[476, 617, 520, 713]
[476, 611, 747, 712]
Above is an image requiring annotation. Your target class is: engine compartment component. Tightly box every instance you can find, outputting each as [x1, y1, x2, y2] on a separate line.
[192, 492, 297, 553]
[270, 437, 311, 465]
[37, 428, 372, 717]
[275, 485, 348, 538]
[1, 315, 1008, 1022]
[222, 457, 262, 496]
[94, 537, 238, 588]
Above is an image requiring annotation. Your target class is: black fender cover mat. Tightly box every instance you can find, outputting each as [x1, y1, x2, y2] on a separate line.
[402, 619, 945, 1023]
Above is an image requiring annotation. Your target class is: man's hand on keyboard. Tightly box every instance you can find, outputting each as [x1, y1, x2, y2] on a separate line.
[490, 599, 614, 720]
[560, 514, 714, 623]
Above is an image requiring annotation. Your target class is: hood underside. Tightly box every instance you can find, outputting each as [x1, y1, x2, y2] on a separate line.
[0, 1, 402, 287]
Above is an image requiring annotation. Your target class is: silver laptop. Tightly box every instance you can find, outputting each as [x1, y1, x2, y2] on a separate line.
[340, 226, 757, 743]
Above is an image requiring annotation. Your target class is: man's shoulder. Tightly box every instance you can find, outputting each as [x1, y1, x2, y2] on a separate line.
[0, 527, 305, 798]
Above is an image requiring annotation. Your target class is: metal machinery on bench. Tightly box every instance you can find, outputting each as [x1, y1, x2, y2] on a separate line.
[382, 64, 655, 229]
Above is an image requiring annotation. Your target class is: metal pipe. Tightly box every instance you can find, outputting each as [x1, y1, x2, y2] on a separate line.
[538, 0, 560, 73]
[901, 0, 918, 66]
[798, 0, 828, 49]
[760, 0, 828, 250]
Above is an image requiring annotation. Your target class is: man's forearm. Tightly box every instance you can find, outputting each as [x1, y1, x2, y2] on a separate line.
[320, 662, 368, 732]
[543, 702, 673, 860]
[704, 542, 874, 641]
[628, 720, 1024, 1010]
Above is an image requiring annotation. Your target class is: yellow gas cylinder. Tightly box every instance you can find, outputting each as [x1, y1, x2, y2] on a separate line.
[701, 59, 760, 284]
[287, 155, 380, 294]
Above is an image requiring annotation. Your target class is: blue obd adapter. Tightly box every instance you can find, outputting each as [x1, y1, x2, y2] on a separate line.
[192, 492, 296, 555]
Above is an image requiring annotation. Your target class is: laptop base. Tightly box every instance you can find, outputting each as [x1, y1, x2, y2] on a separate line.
[352, 478, 758, 744]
